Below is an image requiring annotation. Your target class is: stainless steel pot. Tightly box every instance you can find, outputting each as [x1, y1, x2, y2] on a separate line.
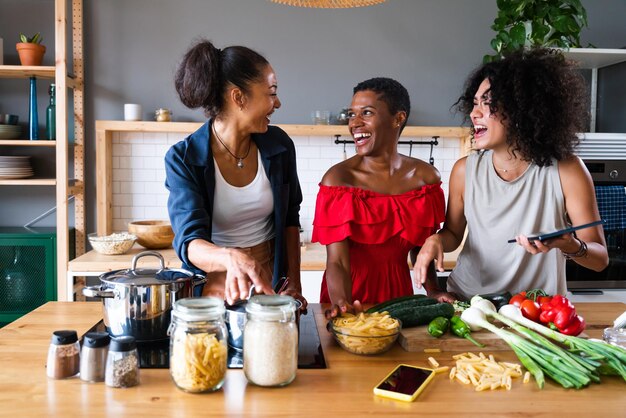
[83, 251, 206, 341]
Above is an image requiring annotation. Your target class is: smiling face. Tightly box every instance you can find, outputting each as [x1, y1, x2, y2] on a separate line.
[239, 64, 281, 133]
[347, 90, 404, 156]
[470, 79, 507, 150]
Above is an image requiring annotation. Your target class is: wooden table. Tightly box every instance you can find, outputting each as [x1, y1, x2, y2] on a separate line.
[0, 302, 624, 417]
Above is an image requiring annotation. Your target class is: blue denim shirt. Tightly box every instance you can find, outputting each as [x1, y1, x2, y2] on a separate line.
[164, 120, 302, 288]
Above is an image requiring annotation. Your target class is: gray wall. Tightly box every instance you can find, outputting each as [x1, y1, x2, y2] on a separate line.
[1, 0, 625, 233]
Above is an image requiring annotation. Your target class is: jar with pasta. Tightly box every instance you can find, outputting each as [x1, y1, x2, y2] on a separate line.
[168, 297, 228, 393]
[243, 295, 298, 387]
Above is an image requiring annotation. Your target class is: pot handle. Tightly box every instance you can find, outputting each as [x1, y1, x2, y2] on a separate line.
[131, 250, 165, 272]
[82, 285, 115, 298]
[192, 274, 207, 288]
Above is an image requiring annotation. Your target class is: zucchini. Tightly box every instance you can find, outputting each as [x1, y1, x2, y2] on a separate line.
[366, 294, 429, 314]
[388, 302, 455, 328]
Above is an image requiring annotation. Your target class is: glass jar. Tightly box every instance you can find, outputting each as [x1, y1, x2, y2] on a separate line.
[105, 336, 140, 388]
[46, 330, 80, 379]
[243, 295, 298, 387]
[168, 297, 228, 393]
[603, 327, 626, 349]
[80, 331, 110, 382]
[155, 108, 172, 122]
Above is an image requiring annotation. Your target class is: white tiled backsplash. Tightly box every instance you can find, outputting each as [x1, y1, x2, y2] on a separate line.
[111, 131, 461, 242]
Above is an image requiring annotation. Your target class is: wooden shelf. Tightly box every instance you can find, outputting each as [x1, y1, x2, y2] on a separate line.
[0, 178, 56, 185]
[0, 140, 57, 147]
[0, 65, 56, 79]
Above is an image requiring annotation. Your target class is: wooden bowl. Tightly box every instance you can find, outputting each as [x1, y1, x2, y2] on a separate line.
[128, 220, 174, 249]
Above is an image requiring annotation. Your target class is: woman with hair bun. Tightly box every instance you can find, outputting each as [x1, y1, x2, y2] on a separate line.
[165, 39, 306, 307]
[414, 48, 608, 302]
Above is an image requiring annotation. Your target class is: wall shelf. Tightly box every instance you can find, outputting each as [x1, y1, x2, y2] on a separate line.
[0, 179, 56, 186]
[560, 48, 626, 69]
[0, 140, 57, 147]
[0, 65, 56, 79]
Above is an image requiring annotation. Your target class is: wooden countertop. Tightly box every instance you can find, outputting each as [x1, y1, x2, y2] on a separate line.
[0, 302, 624, 417]
[69, 243, 459, 273]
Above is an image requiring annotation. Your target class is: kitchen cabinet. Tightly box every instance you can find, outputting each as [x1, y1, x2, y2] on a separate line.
[561, 48, 626, 160]
[0, 0, 85, 301]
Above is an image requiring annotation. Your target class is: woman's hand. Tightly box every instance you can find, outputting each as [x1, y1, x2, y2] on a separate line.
[413, 234, 445, 287]
[426, 289, 459, 304]
[515, 233, 576, 255]
[280, 286, 308, 310]
[324, 299, 363, 320]
[223, 248, 274, 305]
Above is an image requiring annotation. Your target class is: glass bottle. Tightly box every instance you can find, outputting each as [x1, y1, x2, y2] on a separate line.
[28, 77, 39, 140]
[105, 336, 140, 388]
[80, 331, 110, 382]
[46, 330, 80, 379]
[46, 83, 56, 140]
[168, 297, 227, 393]
[243, 295, 298, 387]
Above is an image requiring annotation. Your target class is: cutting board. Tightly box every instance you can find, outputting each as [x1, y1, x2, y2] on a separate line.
[399, 325, 512, 352]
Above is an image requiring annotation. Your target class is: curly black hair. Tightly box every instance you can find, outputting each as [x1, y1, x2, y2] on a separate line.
[354, 77, 410, 132]
[456, 48, 589, 166]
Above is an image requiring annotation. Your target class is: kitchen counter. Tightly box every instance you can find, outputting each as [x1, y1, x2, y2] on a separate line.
[0, 302, 624, 417]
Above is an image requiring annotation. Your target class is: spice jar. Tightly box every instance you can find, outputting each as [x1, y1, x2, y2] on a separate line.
[46, 330, 80, 379]
[168, 297, 228, 393]
[243, 295, 298, 387]
[80, 331, 110, 382]
[155, 108, 172, 122]
[105, 336, 140, 388]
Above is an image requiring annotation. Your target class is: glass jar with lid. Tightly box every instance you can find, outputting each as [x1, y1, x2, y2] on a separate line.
[155, 108, 172, 122]
[46, 330, 80, 379]
[105, 336, 140, 388]
[243, 295, 298, 387]
[168, 297, 228, 393]
[603, 327, 626, 348]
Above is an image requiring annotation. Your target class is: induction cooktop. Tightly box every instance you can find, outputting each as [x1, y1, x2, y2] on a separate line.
[82, 308, 326, 370]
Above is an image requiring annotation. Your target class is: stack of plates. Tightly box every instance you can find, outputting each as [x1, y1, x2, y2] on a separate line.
[0, 156, 34, 179]
[0, 124, 22, 140]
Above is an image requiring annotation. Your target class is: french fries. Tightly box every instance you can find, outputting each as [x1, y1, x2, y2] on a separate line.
[331, 312, 400, 355]
[449, 352, 523, 391]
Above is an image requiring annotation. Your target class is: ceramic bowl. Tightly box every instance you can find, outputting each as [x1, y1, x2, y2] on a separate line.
[88, 232, 136, 255]
[128, 220, 174, 249]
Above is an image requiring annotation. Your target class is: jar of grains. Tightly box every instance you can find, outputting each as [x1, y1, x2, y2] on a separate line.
[105, 336, 140, 388]
[243, 295, 298, 387]
[168, 297, 228, 393]
[46, 330, 81, 379]
[80, 331, 110, 382]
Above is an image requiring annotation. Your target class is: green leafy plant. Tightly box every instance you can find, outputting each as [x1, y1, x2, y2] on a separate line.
[19, 32, 43, 44]
[485, 0, 589, 62]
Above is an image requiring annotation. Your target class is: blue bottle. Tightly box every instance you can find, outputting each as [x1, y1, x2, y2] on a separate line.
[29, 77, 39, 140]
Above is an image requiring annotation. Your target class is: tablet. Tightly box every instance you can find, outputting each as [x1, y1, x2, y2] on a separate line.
[507, 220, 605, 243]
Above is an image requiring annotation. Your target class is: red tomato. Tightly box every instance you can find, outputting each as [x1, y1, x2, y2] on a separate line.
[537, 295, 552, 305]
[509, 294, 527, 308]
[520, 299, 541, 322]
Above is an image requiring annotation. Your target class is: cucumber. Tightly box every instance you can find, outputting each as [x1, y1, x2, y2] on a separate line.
[388, 302, 455, 328]
[366, 294, 429, 314]
[384, 298, 439, 317]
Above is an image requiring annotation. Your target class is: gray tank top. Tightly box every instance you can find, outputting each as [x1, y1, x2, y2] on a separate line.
[447, 150, 569, 299]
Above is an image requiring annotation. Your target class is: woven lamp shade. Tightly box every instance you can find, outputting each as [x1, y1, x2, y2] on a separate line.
[270, 0, 386, 8]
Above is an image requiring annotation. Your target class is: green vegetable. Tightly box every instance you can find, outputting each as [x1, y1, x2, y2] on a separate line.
[450, 316, 484, 348]
[427, 316, 450, 338]
[478, 291, 512, 311]
[19, 32, 42, 44]
[366, 294, 429, 314]
[387, 302, 454, 328]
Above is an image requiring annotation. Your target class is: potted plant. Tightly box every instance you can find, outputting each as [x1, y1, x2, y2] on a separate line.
[484, 0, 589, 62]
[16, 32, 46, 66]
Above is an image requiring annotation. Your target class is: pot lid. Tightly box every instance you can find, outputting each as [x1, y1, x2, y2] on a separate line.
[99, 267, 195, 286]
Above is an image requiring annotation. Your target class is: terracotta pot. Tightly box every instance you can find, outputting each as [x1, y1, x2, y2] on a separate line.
[16, 42, 46, 66]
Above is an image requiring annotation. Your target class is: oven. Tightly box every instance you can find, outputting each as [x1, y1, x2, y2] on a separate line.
[566, 159, 626, 293]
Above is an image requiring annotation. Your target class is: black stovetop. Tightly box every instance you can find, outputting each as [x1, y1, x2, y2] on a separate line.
[82, 309, 326, 370]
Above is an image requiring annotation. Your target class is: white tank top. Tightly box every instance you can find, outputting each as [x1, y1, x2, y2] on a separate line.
[211, 151, 275, 247]
[447, 150, 569, 299]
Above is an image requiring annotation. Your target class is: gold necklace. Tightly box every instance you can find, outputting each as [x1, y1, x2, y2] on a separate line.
[212, 124, 251, 169]
[493, 156, 526, 173]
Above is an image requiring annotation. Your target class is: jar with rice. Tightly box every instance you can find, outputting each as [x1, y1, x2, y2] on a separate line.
[243, 295, 298, 387]
[168, 297, 228, 393]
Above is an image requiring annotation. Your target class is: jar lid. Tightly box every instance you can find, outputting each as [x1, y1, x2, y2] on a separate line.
[109, 336, 137, 352]
[246, 295, 296, 320]
[51, 330, 78, 345]
[83, 331, 111, 348]
[172, 296, 225, 322]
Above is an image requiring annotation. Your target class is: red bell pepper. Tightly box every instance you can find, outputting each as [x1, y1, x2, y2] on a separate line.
[559, 315, 586, 336]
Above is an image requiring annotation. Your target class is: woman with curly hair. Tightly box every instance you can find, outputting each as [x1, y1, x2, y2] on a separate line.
[414, 48, 608, 302]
